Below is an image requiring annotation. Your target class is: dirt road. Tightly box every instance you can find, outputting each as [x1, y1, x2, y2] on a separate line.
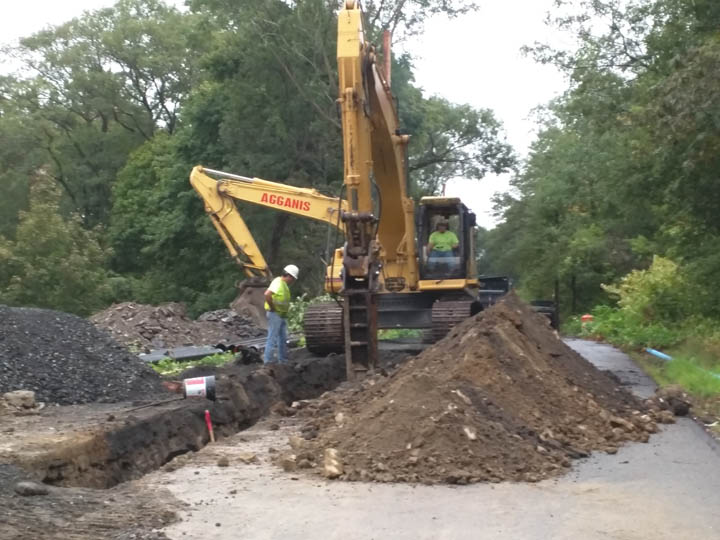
[145, 340, 720, 540]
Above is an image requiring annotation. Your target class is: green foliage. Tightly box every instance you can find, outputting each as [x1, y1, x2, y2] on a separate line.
[560, 315, 583, 337]
[286, 293, 336, 335]
[108, 133, 239, 314]
[378, 328, 423, 340]
[0, 174, 112, 316]
[3, 0, 204, 229]
[0, 0, 525, 317]
[151, 356, 179, 375]
[568, 257, 691, 349]
[583, 305, 683, 350]
[406, 96, 516, 196]
[151, 351, 235, 376]
[361, 0, 476, 41]
[602, 256, 692, 323]
[483, 0, 720, 320]
[286, 294, 310, 335]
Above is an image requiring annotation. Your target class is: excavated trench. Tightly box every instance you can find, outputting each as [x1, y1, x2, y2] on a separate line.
[3, 351, 356, 489]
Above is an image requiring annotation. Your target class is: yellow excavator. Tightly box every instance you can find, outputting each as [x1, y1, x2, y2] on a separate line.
[191, 0, 507, 379]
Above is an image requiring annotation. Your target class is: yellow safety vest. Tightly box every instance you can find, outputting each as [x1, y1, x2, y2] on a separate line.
[264, 277, 290, 316]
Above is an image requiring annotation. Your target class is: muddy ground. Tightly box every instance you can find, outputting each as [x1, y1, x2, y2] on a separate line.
[2, 294, 714, 539]
[151, 341, 720, 540]
[2, 340, 717, 539]
[0, 349, 410, 539]
[0, 463, 177, 540]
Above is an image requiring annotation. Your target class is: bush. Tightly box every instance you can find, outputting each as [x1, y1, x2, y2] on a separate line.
[286, 293, 337, 334]
[584, 305, 682, 349]
[561, 315, 583, 336]
[602, 256, 692, 323]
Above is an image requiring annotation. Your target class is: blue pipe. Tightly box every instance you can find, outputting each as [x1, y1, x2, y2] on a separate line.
[645, 348, 673, 362]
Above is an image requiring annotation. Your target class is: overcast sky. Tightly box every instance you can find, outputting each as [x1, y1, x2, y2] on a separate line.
[0, 0, 570, 228]
[404, 2, 570, 227]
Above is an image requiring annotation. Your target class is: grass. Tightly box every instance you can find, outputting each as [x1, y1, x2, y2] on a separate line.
[378, 328, 423, 340]
[635, 350, 720, 437]
[661, 339, 720, 398]
[151, 352, 235, 376]
[638, 353, 720, 398]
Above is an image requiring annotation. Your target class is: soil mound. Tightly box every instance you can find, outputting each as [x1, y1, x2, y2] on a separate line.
[291, 293, 657, 484]
[90, 303, 263, 350]
[0, 305, 167, 405]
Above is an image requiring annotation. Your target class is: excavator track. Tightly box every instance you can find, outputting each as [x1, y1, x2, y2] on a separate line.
[431, 299, 474, 342]
[303, 301, 344, 355]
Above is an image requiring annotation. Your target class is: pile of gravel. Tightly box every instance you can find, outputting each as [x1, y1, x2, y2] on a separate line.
[0, 305, 168, 405]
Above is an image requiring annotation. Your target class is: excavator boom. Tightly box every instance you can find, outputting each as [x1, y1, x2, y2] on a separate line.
[190, 166, 347, 275]
[336, 1, 419, 377]
[189, 165, 347, 326]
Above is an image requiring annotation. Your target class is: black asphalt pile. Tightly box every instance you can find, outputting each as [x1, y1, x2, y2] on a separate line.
[90, 303, 264, 350]
[0, 305, 168, 405]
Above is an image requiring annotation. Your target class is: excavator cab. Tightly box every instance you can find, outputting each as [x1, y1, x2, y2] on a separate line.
[416, 197, 476, 281]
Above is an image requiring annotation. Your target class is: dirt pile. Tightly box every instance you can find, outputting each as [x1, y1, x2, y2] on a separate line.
[289, 293, 658, 484]
[90, 303, 264, 350]
[0, 305, 167, 405]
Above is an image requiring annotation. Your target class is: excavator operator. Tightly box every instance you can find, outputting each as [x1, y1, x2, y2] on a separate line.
[427, 218, 459, 258]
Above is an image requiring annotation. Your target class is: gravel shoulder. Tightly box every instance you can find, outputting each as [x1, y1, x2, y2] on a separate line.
[149, 339, 720, 540]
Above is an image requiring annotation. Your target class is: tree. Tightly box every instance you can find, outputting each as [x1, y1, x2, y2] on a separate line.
[3, 0, 204, 227]
[1, 0, 519, 315]
[0, 171, 112, 316]
[485, 0, 720, 317]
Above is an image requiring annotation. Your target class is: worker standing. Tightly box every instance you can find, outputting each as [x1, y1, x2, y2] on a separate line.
[263, 264, 299, 364]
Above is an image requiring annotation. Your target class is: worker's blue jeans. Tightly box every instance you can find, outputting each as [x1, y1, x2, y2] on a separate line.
[264, 311, 288, 364]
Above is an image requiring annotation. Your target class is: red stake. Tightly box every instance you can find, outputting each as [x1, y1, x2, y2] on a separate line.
[204, 409, 215, 443]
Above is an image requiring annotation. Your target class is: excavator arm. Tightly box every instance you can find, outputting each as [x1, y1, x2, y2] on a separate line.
[336, 0, 416, 377]
[190, 165, 347, 278]
[190, 166, 347, 328]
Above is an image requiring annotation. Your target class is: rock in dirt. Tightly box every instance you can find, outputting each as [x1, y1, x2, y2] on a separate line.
[14, 481, 49, 496]
[291, 292, 651, 485]
[323, 448, 344, 479]
[0, 305, 167, 405]
[237, 452, 258, 464]
[278, 454, 297, 472]
[2, 390, 36, 409]
[90, 303, 263, 350]
[654, 385, 692, 416]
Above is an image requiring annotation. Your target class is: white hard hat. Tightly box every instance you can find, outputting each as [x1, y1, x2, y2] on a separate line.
[283, 264, 299, 279]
